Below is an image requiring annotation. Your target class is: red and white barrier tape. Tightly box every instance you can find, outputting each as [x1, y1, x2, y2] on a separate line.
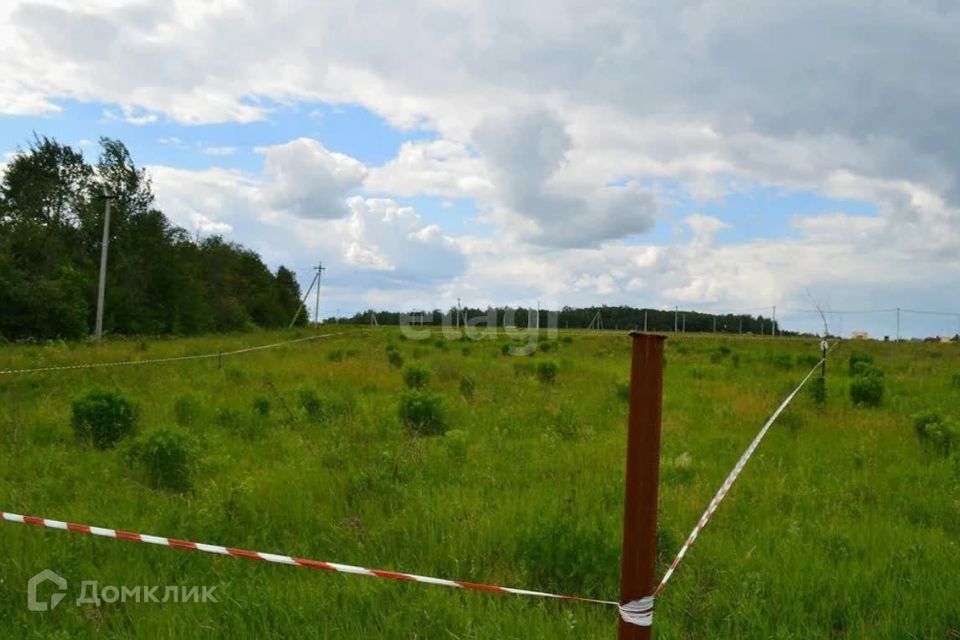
[650, 352, 830, 597]
[0, 331, 355, 376]
[0, 511, 648, 625]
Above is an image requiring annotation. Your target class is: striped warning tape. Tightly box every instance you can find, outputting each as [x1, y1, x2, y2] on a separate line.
[0, 511, 649, 624]
[0, 330, 357, 376]
[649, 346, 835, 601]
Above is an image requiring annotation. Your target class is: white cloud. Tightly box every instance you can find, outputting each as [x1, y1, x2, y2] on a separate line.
[202, 145, 236, 156]
[364, 139, 491, 200]
[257, 137, 367, 219]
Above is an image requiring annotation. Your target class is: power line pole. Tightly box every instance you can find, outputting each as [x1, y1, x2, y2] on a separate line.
[772, 306, 776, 337]
[288, 270, 319, 328]
[94, 192, 114, 345]
[313, 262, 325, 327]
[896, 307, 901, 342]
[643, 310, 648, 332]
[682, 314, 686, 333]
[712, 316, 716, 334]
[674, 306, 678, 333]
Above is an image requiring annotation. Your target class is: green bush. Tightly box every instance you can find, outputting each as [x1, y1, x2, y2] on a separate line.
[538, 341, 556, 353]
[71, 388, 138, 449]
[252, 397, 271, 417]
[298, 387, 354, 422]
[536, 361, 559, 383]
[850, 365, 885, 407]
[951, 374, 960, 389]
[398, 391, 447, 436]
[403, 364, 431, 389]
[615, 380, 630, 402]
[913, 411, 958, 456]
[459, 375, 476, 399]
[386, 345, 404, 368]
[849, 352, 875, 376]
[125, 428, 193, 492]
[327, 349, 345, 362]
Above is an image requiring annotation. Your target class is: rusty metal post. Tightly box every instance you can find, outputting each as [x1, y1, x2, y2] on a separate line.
[619, 332, 666, 639]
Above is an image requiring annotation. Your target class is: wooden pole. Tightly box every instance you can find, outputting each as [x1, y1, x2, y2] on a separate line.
[619, 333, 666, 640]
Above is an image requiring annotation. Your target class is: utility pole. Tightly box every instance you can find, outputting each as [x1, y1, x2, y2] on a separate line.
[772, 306, 777, 337]
[682, 314, 686, 333]
[674, 306, 679, 333]
[643, 310, 648, 333]
[739, 317, 743, 335]
[896, 307, 901, 342]
[288, 271, 318, 328]
[94, 192, 114, 345]
[456, 297, 461, 329]
[313, 262, 325, 327]
[712, 316, 716, 334]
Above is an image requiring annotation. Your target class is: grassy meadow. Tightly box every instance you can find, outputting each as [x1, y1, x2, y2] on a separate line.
[1, 328, 959, 638]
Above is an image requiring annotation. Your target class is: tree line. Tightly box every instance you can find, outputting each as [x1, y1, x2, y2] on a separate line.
[0, 135, 307, 341]
[336, 305, 789, 335]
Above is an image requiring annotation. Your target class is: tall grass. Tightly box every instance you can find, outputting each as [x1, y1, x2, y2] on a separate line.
[0, 328, 958, 637]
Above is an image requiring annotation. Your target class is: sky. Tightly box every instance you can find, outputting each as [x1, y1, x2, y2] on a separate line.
[1, 0, 959, 338]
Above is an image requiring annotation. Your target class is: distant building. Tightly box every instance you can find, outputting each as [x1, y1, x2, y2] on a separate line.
[851, 331, 869, 340]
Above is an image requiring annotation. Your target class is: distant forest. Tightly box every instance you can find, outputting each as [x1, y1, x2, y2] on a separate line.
[336, 306, 788, 335]
[0, 136, 306, 341]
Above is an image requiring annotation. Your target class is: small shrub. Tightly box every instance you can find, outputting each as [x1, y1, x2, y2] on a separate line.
[386, 345, 404, 368]
[615, 380, 630, 402]
[398, 391, 447, 436]
[125, 428, 193, 492]
[71, 388, 138, 450]
[731, 353, 741, 368]
[444, 429, 469, 463]
[536, 361, 559, 383]
[951, 373, 960, 389]
[252, 397, 271, 417]
[913, 410, 958, 456]
[298, 387, 354, 422]
[173, 394, 202, 426]
[539, 341, 556, 353]
[850, 367, 884, 407]
[403, 364, 431, 389]
[849, 352, 875, 376]
[327, 349, 345, 362]
[459, 375, 476, 399]
[433, 338, 448, 350]
[560, 335, 574, 344]
[501, 343, 512, 356]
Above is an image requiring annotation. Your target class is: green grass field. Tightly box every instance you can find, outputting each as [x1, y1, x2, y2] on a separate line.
[1, 328, 958, 638]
